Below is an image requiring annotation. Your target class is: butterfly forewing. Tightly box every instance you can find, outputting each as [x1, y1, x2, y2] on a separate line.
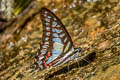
[35, 8, 75, 70]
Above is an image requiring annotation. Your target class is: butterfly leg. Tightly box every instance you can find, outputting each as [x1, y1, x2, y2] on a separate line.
[83, 57, 91, 64]
[67, 62, 70, 72]
[73, 47, 83, 67]
[75, 57, 80, 68]
[75, 54, 91, 66]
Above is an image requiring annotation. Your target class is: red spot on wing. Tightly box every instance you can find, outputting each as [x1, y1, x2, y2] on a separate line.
[44, 61, 47, 67]
[52, 59, 58, 64]
[47, 52, 51, 56]
[45, 56, 48, 60]
[49, 63, 52, 67]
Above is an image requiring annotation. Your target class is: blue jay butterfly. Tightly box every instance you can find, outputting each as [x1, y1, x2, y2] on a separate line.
[35, 8, 82, 70]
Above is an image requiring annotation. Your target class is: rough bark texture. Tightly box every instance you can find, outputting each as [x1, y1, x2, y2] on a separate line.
[0, 0, 120, 80]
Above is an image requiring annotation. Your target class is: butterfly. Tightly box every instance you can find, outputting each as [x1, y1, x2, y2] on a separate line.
[35, 7, 82, 70]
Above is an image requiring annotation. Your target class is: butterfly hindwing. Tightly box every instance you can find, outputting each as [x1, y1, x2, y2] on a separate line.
[35, 8, 77, 70]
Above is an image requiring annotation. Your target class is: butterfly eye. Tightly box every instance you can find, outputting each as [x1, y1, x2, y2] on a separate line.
[78, 47, 82, 52]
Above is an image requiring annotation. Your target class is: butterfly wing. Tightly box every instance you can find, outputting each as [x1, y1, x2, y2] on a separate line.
[35, 8, 75, 70]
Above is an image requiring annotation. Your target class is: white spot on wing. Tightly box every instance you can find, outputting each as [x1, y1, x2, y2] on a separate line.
[64, 41, 71, 52]
[46, 32, 50, 36]
[45, 11, 48, 14]
[64, 37, 67, 42]
[39, 56, 44, 60]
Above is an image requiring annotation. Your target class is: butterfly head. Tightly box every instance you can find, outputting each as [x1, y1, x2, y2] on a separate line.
[74, 47, 82, 53]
